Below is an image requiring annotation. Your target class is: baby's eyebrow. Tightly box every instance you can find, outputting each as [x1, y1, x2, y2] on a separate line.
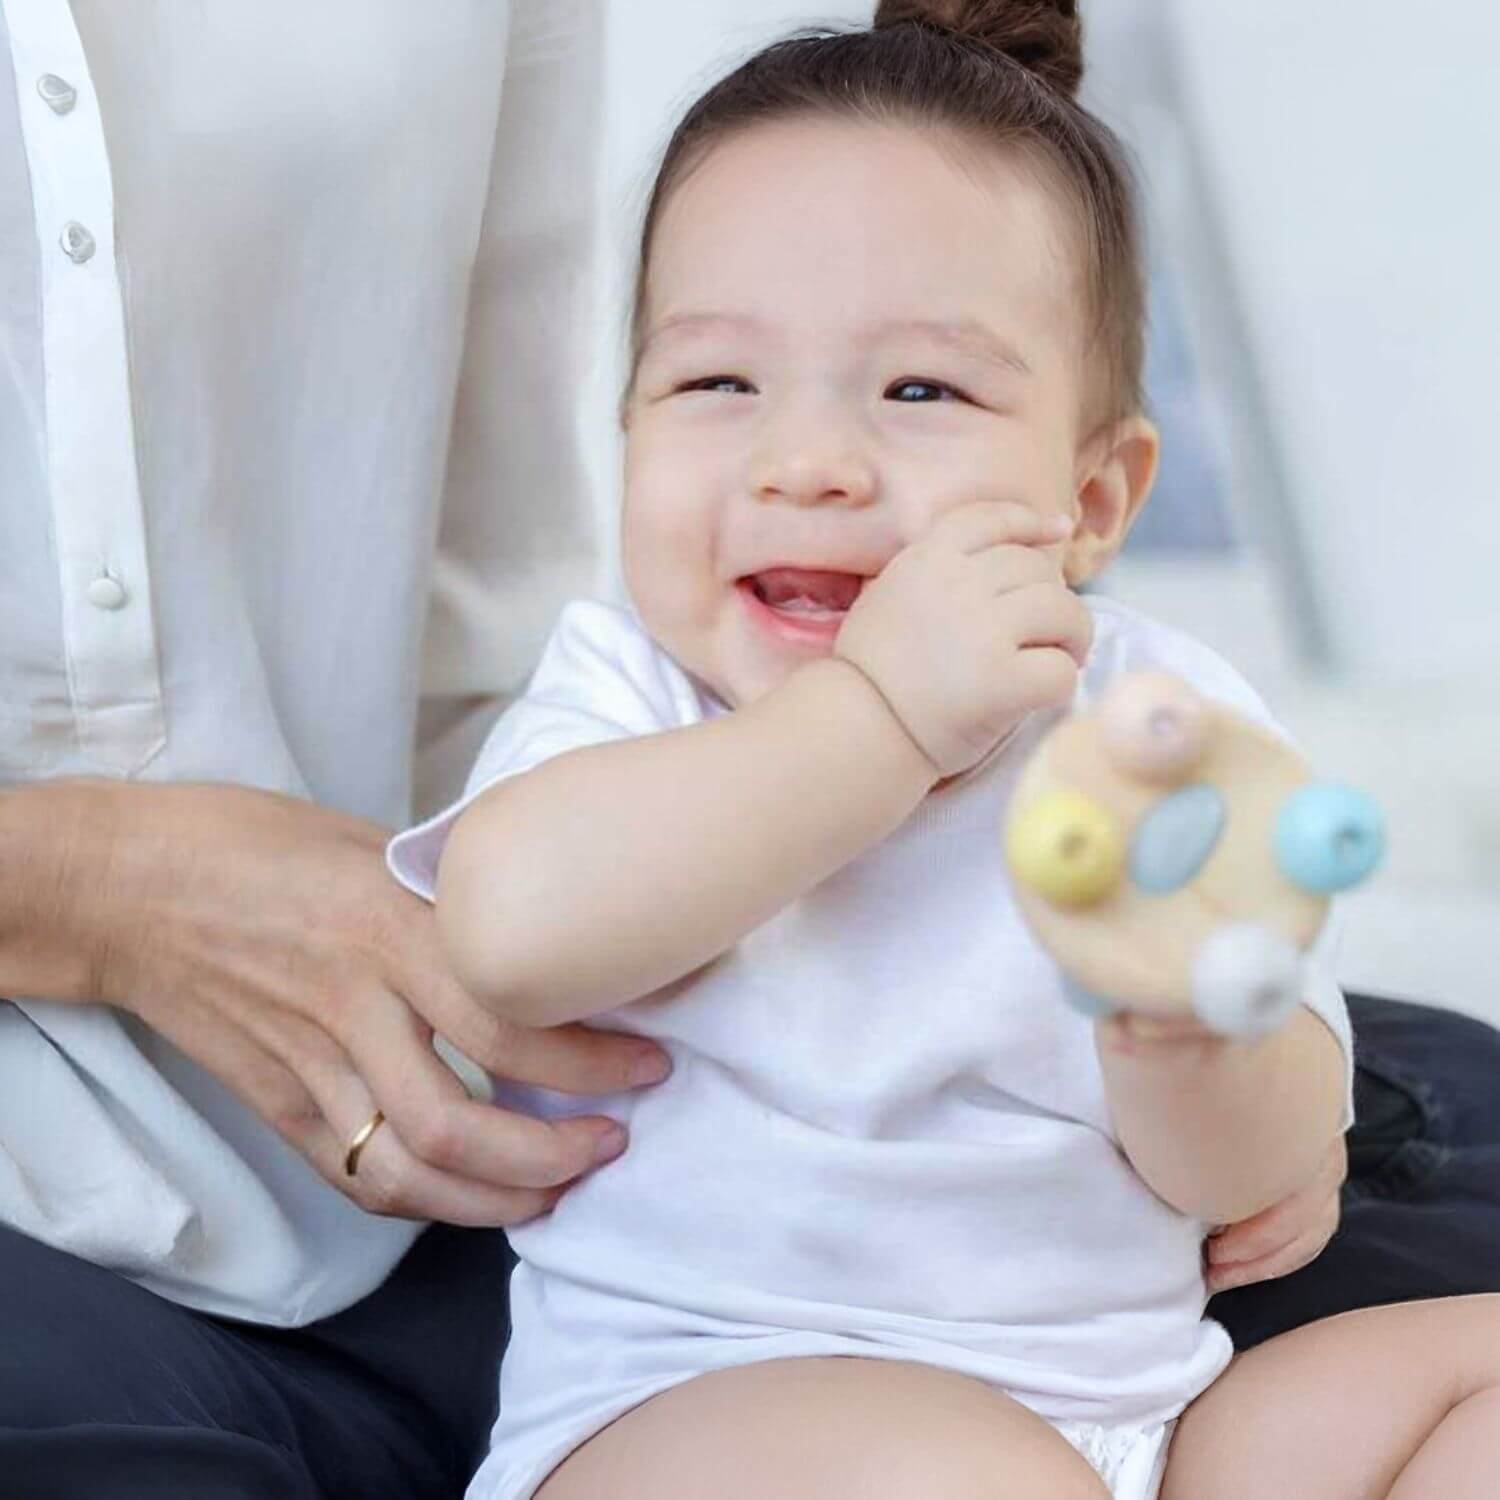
[639, 311, 765, 357]
[639, 311, 1031, 377]
[877, 317, 1032, 378]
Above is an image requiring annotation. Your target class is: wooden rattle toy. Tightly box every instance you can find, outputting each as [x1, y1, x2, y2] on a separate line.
[1003, 672, 1386, 1038]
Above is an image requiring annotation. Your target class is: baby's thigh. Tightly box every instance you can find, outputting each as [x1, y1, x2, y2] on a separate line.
[537, 1356, 1109, 1500]
[1162, 1293, 1500, 1500]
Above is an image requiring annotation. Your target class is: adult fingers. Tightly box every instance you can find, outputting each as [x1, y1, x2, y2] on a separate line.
[394, 944, 672, 1096]
[211, 976, 588, 1221]
[132, 990, 329, 1163]
[129, 984, 510, 1218]
[288, 1008, 600, 1224]
[487, 1015, 672, 1094]
[332, 1110, 567, 1229]
[342, 986, 633, 1191]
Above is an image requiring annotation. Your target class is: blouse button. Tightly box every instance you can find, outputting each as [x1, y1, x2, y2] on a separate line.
[36, 74, 78, 115]
[86, 574, 128, 611]
[60, 221, 96, 264]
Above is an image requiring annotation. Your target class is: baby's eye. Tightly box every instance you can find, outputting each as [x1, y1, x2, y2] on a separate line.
[676, 375, 755, 396]
[885, 378, 966, 404]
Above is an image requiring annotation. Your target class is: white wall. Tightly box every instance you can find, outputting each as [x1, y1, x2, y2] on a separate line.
[1162, 0, 1500, 689]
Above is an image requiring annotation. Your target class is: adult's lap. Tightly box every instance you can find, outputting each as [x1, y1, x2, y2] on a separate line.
[1211, 994, 1500, 1349]
[0, 1219, 514, 1499]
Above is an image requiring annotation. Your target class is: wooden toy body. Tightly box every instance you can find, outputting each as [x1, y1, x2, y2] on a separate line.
[1003, 672, 1385, 1036]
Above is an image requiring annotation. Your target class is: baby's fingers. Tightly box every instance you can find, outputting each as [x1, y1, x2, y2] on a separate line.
[1205, 1139, 1346, 1288]
[930, 500, 1073, 555]
[1004, 581, 1095, 668]
[1206, 1213, 1337, 1293]
[1003, 648, 1082, 717]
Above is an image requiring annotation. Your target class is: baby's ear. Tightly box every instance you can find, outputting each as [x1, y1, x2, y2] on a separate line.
[1062, 415, 1160, 587]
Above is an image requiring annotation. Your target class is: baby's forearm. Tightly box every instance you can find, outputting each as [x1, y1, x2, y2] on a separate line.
[1098, 1007, 1347, 1226]
[435, 657, 936, 1028]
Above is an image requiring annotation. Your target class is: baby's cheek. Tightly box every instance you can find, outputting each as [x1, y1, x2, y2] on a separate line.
[908, 438, 1057, 526]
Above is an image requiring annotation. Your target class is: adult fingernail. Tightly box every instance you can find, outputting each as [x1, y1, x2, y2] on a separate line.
[591, 1123, 628, 1163]
[630, 1048, 673, 1086]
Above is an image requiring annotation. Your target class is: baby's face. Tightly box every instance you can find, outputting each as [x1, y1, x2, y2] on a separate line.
[624, 117, 1104, 709]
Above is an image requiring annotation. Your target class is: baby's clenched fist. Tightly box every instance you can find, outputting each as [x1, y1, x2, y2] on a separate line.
[834, 501, 1093, 777]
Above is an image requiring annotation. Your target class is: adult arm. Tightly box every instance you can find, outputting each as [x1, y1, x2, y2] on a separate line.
[0, 778, 670, 1224]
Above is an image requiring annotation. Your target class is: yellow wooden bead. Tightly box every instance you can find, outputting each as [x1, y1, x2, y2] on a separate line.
[1006, 790, 1125, 907]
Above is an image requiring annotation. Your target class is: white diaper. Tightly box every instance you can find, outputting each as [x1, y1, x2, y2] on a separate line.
[1055, 1417, 1175, 1500]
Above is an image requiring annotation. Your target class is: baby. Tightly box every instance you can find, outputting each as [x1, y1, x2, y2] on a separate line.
[389, 4, 1500, 1497]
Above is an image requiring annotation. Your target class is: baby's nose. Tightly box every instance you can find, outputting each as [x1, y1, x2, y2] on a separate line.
[749, 427, 876, 508]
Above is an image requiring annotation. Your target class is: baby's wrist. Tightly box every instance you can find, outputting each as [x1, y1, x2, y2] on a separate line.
[1094, 1011, 1235, 1063]
[822, 654, 942, 787]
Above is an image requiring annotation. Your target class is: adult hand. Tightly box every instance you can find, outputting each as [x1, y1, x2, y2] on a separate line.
[1205, 1137, 1347, 1293]
[11, 780, 670, 1227]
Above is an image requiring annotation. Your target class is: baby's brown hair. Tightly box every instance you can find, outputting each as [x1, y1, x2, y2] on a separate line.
[627, 0, 1145, 432]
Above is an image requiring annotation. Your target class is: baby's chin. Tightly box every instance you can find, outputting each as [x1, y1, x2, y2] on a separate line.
[692, 660, 767, 713]
[643, 595, 831, 712]
[693, 643, 801, 714]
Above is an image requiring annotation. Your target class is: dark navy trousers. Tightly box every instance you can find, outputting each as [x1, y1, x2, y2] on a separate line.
[0, 1219, 515, 1499]
[3, 994, 1498, 1497]
[1210, 994, 1500, 1347]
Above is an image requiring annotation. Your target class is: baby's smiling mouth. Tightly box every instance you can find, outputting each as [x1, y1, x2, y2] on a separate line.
[742, 567, 866, 618]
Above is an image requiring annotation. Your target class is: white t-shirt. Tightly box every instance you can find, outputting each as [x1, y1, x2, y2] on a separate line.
[387, 596, 1354, 1500]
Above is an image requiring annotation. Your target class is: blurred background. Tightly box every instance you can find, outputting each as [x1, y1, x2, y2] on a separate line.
[555, 0, 1500, 1021]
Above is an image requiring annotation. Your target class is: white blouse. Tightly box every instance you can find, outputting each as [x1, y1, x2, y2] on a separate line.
[0, 0, 607, 1323]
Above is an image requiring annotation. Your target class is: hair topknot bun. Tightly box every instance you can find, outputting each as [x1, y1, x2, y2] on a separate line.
[873, 0, 1084, 98]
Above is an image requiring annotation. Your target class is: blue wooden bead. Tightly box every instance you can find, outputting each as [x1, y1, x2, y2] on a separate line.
[1274, 782, 1387, 893]
[1060, 976, 1119, 1020]
[1128, 783, 1227, 894]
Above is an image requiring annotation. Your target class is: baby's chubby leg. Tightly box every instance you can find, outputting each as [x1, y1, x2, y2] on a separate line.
[1163, 1293, 1500, 1498]
[537, 1356, 1108, 1500]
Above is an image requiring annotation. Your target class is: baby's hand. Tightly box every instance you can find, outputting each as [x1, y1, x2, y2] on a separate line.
[1095, 1011, 1226, 1058]
[1205, 1137, 1346, 1292]
[835, 501, 1090, 777]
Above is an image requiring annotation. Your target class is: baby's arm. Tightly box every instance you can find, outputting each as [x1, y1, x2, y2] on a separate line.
[436, 655, 935, 1028]
[1005, 639, 1360, 1228]
[1097, 1007, 1347, 1227]
[437, 500, 1080, 1030]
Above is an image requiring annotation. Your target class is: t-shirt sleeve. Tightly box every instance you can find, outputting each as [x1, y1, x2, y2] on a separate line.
[1085, 599, 1356, 1131]
[387, 599, 707, 902]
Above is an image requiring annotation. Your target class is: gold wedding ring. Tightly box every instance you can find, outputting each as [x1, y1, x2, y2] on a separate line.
[343, 1109, 386, 1177]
